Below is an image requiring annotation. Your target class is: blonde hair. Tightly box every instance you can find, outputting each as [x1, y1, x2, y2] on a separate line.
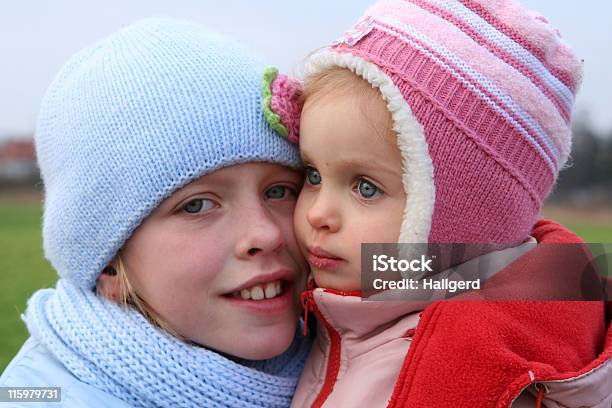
[301, 66, 394, 142]
[110, 255, 186, 340]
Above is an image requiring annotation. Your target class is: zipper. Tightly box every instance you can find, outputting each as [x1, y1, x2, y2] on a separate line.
[301, 291, 312, 337]
[301, 290, 342, 408]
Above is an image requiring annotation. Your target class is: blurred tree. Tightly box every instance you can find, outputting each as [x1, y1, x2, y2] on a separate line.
[550, 115, 612, 204]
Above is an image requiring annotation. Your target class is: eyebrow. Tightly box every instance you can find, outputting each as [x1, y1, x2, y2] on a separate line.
[160, 176, 226, 206]
[302, 151, 401, 177]
[336, 158, 401, 176]
[168, 166, 303, 201]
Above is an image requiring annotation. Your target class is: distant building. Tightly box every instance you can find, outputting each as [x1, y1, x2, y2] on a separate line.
[0, 139, 39, 185]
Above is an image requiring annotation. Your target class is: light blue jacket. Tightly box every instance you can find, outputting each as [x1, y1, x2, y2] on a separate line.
[0, 337, 132, 407]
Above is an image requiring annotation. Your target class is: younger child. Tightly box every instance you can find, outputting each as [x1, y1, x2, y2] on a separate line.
[291, 0, 612, 406]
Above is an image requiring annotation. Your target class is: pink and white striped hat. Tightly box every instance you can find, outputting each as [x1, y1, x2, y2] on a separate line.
[304, 0, 582, 245]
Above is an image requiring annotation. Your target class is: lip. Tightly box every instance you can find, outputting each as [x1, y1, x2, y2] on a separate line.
[308, 246, 345, 270]
[225, 268, 294, 294]
[309, 246, 343, 259]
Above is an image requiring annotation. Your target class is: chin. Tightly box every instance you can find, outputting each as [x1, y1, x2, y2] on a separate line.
[313, 270, 360, 292]
[233, 323, 297, 360]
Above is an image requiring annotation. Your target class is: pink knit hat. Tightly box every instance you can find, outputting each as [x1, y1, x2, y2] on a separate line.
[303, 0, 582, 245]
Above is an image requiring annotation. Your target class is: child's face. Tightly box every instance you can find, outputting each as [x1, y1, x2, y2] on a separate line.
[295, 90, 406, 291]
[119, 163, 307, 360]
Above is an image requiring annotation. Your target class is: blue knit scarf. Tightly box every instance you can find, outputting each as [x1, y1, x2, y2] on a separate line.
[24, 279, 311, 407]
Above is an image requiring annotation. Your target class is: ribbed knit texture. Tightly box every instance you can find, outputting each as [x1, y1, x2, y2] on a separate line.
[24, 280, 311, 408]
[270, 71, 303, 143]
[308, 0, 582, 245]
[35, 18, 301, 289]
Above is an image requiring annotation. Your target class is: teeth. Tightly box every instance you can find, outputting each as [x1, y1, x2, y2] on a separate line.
[240, 289, 251, 300]
[265, 282, 276, 299]
[234, 279, 284, 301]
[251, 286, 264, 300]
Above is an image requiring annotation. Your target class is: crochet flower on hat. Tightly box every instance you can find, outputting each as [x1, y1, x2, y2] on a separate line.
[262, 67, 302, 143]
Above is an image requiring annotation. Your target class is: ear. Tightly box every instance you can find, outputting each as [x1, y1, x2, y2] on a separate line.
[96, 267, 123, 301]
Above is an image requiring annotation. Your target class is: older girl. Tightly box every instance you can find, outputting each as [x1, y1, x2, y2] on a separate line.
[0, 18, 310, 407]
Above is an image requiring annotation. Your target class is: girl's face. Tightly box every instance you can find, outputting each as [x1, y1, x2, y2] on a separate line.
[295, 89, 406, 292]
[114, 163, 308, 360]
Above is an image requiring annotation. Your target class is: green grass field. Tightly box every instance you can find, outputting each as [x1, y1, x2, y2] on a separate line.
[1, 203, 611, 371]
[563, 225, 612, 243]
[0, 204, 56, 371]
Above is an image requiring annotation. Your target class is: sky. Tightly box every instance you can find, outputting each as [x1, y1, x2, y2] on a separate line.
[1, 0, 611, 141]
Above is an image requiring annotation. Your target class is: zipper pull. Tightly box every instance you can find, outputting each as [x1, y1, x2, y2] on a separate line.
[301, 291, 312, 337]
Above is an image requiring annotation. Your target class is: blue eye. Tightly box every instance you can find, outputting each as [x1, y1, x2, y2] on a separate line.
[265, 185, 296, 200]
[306, 167, 321, 185]
[357, 179, 381, 199]
[182, 199, 215, 214]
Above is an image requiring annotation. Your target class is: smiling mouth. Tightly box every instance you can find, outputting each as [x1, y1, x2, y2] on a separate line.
[228, 280, 286, 300]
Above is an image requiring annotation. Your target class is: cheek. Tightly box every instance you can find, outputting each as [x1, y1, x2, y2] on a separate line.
[294, 191, 312, 240]
[378, 197, 405, 242]
[164, 234, 229, 288]
[124, 226, 229, 302]
[354, 198, 405, 244]
[271, 204, 309, 289]
[391, 194, 407, 239]
[273, 204, 305, 259]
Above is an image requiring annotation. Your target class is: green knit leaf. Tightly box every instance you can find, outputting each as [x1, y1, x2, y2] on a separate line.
[261, 66, 289, 138]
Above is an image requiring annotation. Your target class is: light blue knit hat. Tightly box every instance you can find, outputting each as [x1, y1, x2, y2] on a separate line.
[35, 18, 301, 290]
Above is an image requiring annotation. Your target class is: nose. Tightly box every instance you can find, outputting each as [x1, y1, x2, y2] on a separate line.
[234, 201, 284, 259]
[306, 188, 340, 233]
